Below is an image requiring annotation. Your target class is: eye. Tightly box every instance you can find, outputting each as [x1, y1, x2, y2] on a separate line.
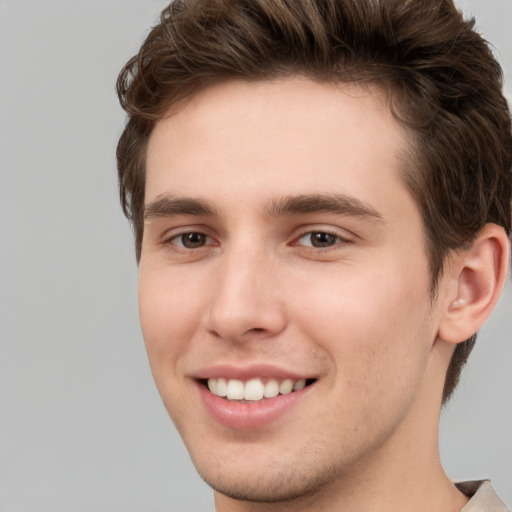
[296, 231, 344, 248]
[170, 232, 212, 249]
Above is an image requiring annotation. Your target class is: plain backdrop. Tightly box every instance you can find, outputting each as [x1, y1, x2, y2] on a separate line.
[0, 1, 510, 511]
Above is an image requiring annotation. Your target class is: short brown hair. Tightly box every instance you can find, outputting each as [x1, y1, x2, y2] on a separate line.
[116, 0, 512, 401]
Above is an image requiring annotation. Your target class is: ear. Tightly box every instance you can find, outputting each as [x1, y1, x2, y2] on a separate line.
[437, 224, 510, 344]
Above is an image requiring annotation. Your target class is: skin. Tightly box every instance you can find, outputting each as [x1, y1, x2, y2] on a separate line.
[139, 78, 480, 511]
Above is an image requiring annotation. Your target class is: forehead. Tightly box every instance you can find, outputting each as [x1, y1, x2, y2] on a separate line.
[145, 78, 415, 220]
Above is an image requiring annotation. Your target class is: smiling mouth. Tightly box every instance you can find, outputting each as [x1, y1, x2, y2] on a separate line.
[203, 377, 317, 402]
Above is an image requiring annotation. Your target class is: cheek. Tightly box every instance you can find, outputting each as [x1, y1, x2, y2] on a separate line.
[295, 270, 434, 446]
[138, 267, 202, 375]
[293, 256, 433, 392]
[137, 268, 205, 430]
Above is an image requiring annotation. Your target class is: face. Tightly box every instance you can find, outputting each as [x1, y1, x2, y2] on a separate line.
[139, 79, 447, 505]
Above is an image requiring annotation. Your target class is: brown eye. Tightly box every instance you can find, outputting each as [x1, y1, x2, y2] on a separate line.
[174, 232, 208, 248]
[297, 231, 341, 248]
[310, 232, 338, 247]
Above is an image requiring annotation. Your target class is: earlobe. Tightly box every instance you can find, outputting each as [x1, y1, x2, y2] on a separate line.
[438, 224, 510, 345]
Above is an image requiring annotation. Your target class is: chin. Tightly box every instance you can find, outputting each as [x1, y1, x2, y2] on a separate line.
[191, 447, 343, 505]
[200, 469, 329, 504]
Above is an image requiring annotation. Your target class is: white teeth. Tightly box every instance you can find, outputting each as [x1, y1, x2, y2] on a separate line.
[293, 379, 306, 391]
[207, 378, 217, 394]
[264, 379, 279, 398]
[207, 377, 310, 401]
[226, 379, 244, 400]
[244, 379, 264, 401]
[279, 379, 294, 395]
[216, 378, 227, 397]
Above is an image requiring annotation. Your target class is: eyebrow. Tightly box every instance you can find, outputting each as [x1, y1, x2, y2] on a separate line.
[143, 193, 385, 224]
[267, 194, 385, 223]
[144, 196, 216, 220]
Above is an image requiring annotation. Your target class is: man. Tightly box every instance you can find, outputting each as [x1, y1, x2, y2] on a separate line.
[116, 1, 511, 510]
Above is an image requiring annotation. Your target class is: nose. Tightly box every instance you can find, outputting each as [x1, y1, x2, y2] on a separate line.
[203, 246, 287, 343]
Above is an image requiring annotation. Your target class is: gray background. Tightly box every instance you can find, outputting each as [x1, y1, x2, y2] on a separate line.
[0, 1, 510, 511]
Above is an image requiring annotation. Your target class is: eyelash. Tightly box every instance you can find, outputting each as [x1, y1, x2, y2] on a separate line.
[294, 230, 350, 249]
[165, 231, 216, 250]
[164, 229, 351, 253]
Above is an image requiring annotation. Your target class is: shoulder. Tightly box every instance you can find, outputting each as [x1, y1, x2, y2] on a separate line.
[457, 481, 510, 512]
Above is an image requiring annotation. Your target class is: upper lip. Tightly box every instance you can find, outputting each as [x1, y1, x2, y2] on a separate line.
[191, 363, 316, 381]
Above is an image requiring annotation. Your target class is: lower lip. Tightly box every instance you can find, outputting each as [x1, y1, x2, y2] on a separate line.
[197, 382, 311, 429]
